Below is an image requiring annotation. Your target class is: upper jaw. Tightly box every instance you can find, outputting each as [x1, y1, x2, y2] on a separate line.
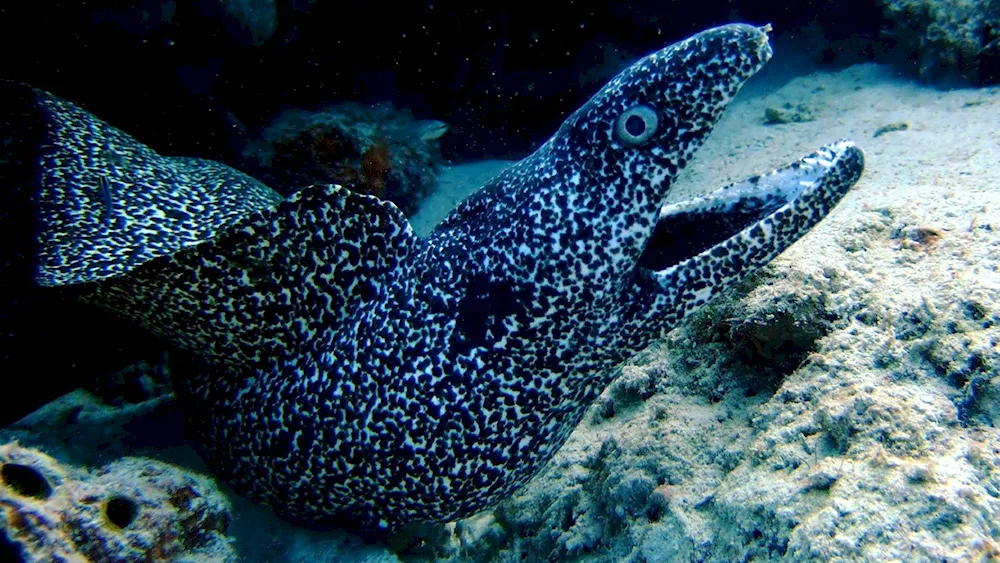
[639, 24, 774, 200]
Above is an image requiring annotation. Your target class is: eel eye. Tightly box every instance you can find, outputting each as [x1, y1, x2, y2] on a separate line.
[615, 105, 658, 146]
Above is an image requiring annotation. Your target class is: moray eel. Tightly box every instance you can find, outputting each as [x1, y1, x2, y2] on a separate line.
[29, 24, 864, 535]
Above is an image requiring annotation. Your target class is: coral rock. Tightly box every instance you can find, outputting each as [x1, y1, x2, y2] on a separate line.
[0, 442, 236, 562]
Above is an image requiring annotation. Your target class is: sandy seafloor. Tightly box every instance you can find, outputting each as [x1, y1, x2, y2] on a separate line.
[5, 60, 1000, 562]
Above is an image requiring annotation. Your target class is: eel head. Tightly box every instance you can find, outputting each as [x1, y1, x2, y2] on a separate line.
[427, 23, 863, 407]
[435, 24, 775, 278]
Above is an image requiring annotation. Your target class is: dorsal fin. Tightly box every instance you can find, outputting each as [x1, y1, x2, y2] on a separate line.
[79, 183, 420, 367]
[0, 81, 281, 288]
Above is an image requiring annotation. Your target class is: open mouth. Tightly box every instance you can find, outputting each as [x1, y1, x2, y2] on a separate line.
[638, 140, 865, 272]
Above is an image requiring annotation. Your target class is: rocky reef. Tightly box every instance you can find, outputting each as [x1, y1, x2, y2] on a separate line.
[245, 102, 448, 216]
[0, 442, 236, 562]
[876, 0, 1000, 84]
[219, 0, 277, 45]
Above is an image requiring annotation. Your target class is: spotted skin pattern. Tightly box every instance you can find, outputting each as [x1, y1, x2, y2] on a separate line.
[0, 81, 282, 287]
[73, 24, 865, 535]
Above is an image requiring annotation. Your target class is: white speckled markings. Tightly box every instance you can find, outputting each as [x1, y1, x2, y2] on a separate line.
[0, 81, 282, 287]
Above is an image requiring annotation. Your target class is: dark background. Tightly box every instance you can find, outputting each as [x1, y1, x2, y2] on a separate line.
[0, 0, 888, 168]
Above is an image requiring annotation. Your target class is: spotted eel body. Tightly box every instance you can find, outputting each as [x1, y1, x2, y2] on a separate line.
[0, 81, 281, 288]
[23, 24, 864, 535]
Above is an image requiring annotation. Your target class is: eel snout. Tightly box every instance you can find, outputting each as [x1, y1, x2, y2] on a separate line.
[684, 23, 773, 105]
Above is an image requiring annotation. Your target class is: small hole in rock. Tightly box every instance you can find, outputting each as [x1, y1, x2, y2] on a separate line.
[0, 464, 52, 500]
[105, 495, 138, 529]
